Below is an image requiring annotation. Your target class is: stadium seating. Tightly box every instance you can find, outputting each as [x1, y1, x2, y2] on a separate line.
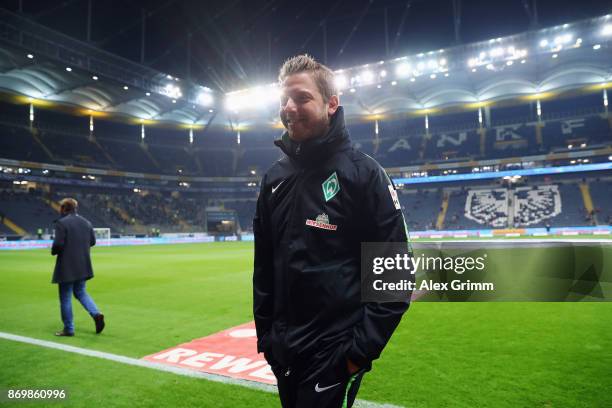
[449, 183, 588, 229]
[444, 189, 487, 230]
[0, 123, 50, 163]
[464, 188, 509, 228]
[1, 94, 610, 177]
[0, 189, 58, 235]
[586, 180, 612, 226]
[513, 185, 561, 226]
[398, 189, 442, 231]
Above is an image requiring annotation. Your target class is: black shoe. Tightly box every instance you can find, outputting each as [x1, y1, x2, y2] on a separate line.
[55, 330, 74, 337]
[93, 313, 105, 334]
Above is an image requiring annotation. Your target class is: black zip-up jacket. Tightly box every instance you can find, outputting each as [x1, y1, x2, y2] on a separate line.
[253, 107, 411, 376]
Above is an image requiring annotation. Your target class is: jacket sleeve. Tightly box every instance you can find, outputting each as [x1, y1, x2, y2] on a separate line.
[346, 164, 413, 369]
[253, 175, 274, 353]
[90, 225, 96, 247]
[51, 222, 66, 256]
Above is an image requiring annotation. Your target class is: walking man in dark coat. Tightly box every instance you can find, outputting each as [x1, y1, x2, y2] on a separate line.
[52, 198, 105, 336]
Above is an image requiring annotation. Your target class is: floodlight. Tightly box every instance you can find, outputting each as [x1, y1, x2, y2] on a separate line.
[335, 74, 348, 89]
[197, 91, 214, 106]
[361, 70, 374, 84]
[395, 62, 411, 77]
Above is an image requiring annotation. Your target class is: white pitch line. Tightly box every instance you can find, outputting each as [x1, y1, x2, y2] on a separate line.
[0, 331, 404, 408]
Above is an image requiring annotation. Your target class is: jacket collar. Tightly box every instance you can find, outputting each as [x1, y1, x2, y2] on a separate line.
[274, 106, 350, 165]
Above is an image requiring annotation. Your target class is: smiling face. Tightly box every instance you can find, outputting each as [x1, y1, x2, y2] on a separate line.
[280, 72, 339, 142]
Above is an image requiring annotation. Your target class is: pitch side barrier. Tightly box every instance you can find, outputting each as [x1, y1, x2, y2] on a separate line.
[410, 225, 612, 239]
[1, 227, 610, 250]
[0, 233, 256, 250]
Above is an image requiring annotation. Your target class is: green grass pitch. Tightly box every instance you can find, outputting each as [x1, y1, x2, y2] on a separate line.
[1, 242, 611, 407]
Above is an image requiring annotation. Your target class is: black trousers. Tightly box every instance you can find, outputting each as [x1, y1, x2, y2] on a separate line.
[272, 350, 365, 408]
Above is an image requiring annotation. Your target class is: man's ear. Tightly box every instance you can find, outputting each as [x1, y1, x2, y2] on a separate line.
[327, 95, 339, 117]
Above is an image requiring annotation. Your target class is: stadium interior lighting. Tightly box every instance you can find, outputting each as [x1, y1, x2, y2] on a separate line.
[26, 54, 33, 59]
[554, 34, 573, 45]
[349, 88, 356, 93]
[65, 67, 72, 72]
[539, 39, 549, 47]
[379, 70, 387, 78]
[602, 24, 612, 36]
[377, 84, 382, 88]
[593, 44, 601, 50]
[489, 47, 504, 57]
[334, 74, 348, 89]
[145, 92, 151, 96]
[395, 62, 411, 77]
[163, 84, 182, 99]
[410, 77, 416, 82]
[172, 99, 176, 103]
[430, 74, 436, 79]
[92, 75, 98, 80]
[209, 109, 214, 113]
[197, 91, 214, 106]
[391, 81, 397, 86]
[361, 70, 375, 84]
[123, 85, 129, 90]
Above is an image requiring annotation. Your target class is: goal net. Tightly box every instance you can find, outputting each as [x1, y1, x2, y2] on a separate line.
[93, 228, 111, 246]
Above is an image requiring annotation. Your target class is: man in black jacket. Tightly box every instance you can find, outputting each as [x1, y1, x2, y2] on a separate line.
[52, 198, 105, 336]
[253, 55, 412, 407]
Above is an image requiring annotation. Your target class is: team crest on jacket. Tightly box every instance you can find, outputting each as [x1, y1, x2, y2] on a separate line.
[305, 213, 337, 231]
[322, 172, 340, 202]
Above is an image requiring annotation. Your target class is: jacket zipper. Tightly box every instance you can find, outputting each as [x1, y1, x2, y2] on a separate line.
[280, 155, 305, 377]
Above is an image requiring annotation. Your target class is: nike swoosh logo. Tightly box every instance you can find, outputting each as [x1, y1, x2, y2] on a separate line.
[314, 382, 341, 393]
[272, 180, 284, 194]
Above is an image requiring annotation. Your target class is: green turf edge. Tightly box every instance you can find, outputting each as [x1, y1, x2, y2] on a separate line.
[0, 339, 279, 408]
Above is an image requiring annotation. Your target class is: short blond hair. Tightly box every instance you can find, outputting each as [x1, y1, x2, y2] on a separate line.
[279, 54, 337, 102]
[59, 197, 78, 212]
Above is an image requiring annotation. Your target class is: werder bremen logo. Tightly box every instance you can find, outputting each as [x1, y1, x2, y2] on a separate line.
[322, 172, 340, 202]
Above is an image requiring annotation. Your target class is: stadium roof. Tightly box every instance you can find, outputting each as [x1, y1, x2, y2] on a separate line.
[0, 7, 610, 129]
